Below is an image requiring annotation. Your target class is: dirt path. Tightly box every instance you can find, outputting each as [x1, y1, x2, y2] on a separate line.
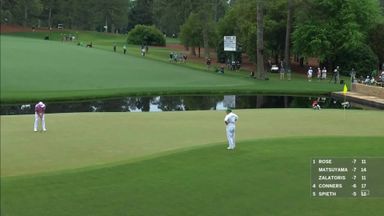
[0, 24, 51, 33]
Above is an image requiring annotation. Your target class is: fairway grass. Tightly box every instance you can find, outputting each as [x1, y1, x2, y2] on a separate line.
[1, 109, 383, 215]
[1, 36, 343, 103]
[1, 109, 383, 177]
[1, 137, 383, 216]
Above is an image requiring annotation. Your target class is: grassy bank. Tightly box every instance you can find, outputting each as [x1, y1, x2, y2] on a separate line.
[1, 35, 344, 103]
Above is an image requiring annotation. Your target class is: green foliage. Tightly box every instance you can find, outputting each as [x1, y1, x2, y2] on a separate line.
[127, 24, 166, 46]
[215, 11, 243, 62]
[368, 23, 384, 68]
[179, 12, 218, 48]
[11, 0, 43, 26]
[1, 0, 128, 31]
[264, 0, 288, 58]
[179, 12, 203, 48]
[152, 0, 228, 36]
[69, 0, 98, 30]
[92, 0, 128, 33]
[292, 22, 333, 61]
[53, 0, 75, 28]
[337, 44, 378, 77]
[153, 0, 183, 36]
[293, 0, 381, 65]
[381, 0, 384, 12]
[217, 0, 288, 63]
[177, 1, 224, 58]
[152, 0, 192, 36]
[127, 0, 154, 30]
[216, 10, 236, 62]
[216, 0, 256, 62]
[1, 0, 14, 23]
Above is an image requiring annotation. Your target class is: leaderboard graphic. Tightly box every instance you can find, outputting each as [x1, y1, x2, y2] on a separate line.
[311, 158, 384, 198]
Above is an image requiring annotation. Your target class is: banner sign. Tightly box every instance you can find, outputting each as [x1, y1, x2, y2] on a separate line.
[224, 36, 236, 51]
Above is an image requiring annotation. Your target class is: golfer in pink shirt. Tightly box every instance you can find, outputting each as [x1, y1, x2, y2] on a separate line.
[34, 101, 47, 132]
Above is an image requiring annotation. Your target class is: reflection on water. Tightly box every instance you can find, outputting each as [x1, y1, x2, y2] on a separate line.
[1, 95, 357, 115]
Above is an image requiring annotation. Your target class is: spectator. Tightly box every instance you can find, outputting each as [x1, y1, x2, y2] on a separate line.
[123, 45, 127, 54]
[379, 71, 384, 87]
[312, 100, 321, 110]
[358, 75, 364, 83]
[286, 67, 292, 81]
[219, 64, 225, 74]
[370, 76, 376, 85]
[321, 67, 327, 80]
[231, 60, 236, 71]
[141, 46, 146, 56]
[227, 59, 231, 69]
[363, 76, 371, 85]
[279, 60, 285, 80]
[206, 57, 212, 70]
[307, 67, 313, 82]
[350, 68, 356, 83]
[331, 66, 340, 84]
[173, 52, 178, 62]
[178, 53, 183, 62]
[236, 60, 241, 71]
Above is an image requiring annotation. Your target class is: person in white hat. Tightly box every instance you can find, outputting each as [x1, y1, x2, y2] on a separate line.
[224, 108, 239, 150]
[34, 101, 47, 132]
[307, 67, 313, 82]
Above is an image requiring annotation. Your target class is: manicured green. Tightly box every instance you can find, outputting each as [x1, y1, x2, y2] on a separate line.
[2, 137, 384, 216]
[2, 109, 382, 177]
[1, 35, 344, 103]
[1, 109, 383, 215]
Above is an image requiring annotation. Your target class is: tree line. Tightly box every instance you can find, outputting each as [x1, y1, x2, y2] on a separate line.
[1, 0, 384, 78]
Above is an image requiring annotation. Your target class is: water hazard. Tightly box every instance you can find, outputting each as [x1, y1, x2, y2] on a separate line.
[1, 95, 358, 115]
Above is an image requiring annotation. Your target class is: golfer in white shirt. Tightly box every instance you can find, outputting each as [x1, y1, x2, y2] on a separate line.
[224, 108, 239, 150]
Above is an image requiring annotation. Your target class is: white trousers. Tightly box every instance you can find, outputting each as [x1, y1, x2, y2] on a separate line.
[226, 125, 236, 149]
[34, 113, 46, 131]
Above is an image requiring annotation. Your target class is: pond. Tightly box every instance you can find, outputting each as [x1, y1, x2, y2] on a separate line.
[0, 95, 361, 115]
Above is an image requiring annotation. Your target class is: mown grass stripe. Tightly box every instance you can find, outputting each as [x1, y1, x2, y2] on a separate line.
[2, 137, 383, 216]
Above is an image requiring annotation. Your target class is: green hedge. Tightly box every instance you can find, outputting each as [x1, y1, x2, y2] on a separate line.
[127, 25, 166, 46]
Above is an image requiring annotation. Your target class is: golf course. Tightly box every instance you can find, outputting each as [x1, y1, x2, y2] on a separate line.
[1, 33, 383, 216]
[1, 109, 383, 216]
[1, 35, 343, 103]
